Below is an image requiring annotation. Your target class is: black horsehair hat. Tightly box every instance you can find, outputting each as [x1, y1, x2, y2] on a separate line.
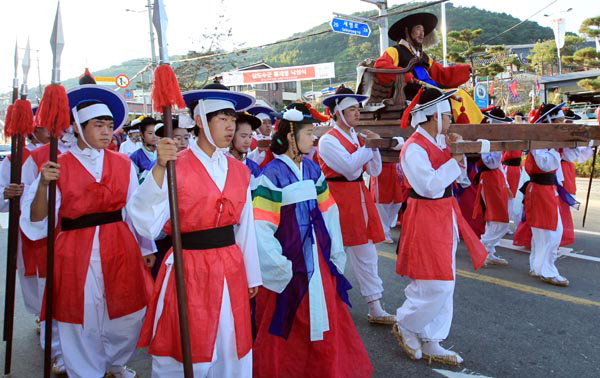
[388, 12, 438, 42]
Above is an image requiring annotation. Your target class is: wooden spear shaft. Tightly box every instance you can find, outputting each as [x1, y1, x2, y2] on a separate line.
[162, 106, 193, 377]
[43, 136, 58, 378]
[582, 147, 597, 228]
[3, 85, 22, 377]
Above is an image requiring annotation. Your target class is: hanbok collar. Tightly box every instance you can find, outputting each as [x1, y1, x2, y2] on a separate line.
[275, 153, 303, 181]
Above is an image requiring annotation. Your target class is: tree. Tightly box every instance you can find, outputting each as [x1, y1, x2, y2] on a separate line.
[579, 16, 600, 40]
[578, 76, 600, 91]
[447, 29, 487, 85]
[529, 35, 586, 75]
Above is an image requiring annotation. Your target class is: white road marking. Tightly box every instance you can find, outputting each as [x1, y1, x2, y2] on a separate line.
[433, 368, 492, 377]
[497, 239, 600, 263]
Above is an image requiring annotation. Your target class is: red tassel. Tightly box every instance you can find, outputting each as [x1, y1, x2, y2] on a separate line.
[4, 105, 14, 138]
[401, 87, 424, 128]
[10, 99, 35, 136]
[36, 84, 71, 137]
[305, 103, 330, 122]
[455, 112, 471, 124]
[480, 106, 495, 113]
[152, 64, 185, 112]
[273, 119, 280, 132]
[84, 67, 93, 77]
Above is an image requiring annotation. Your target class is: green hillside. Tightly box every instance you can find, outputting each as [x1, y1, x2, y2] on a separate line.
[57, 3, 555, 91]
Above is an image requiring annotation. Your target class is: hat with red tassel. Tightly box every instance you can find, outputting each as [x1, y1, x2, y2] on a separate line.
[79, 68, 96, 85]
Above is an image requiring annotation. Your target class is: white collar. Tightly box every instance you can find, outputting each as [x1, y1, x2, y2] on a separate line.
[333, 124, 359, 145]
[190, 138, 226, 164]
[71, 143, 104, 162]
[275, 153, 303, 181]
[416, 126, 446, 150]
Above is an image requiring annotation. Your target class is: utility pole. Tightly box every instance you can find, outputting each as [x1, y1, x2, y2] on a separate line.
[441, 1, 448, 67]
[147, 0, 158, 68]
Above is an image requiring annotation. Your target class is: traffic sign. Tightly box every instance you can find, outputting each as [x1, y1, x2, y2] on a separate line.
[123, 89, 134, 100]
[115, 74, 130, 88]
[474, 83, 489, 109]
[330, 17, 371, 38]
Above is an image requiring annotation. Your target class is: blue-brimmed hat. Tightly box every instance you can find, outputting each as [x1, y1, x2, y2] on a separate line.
[182, 86, 254, 114]
[246, 105, 276, 124]
[322, 86, 368, 110]
[67, 84, 128, 131]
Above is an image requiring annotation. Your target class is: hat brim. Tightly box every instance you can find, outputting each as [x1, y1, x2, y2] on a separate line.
[483, 112, 513, 123]
[411, 89, 457, 114]
[246, 105, 276, 123]
[534, 102, 566, 124]
[182, 90, 255, 112]
[236, 112, 262, 130]
[388, 13, 438, 42]
[322, 94, 369, 108]
[67, 84, 128, 132]
[565, 114, 582, 121]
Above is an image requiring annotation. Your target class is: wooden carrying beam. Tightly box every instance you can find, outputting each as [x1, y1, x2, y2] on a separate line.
[447, 123, 600, 142]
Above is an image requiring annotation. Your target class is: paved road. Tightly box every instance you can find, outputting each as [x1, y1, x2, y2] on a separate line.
[1, 179, 599, 377]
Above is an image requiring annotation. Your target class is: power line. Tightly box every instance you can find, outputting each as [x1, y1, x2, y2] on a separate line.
[482, 0, 558, 44]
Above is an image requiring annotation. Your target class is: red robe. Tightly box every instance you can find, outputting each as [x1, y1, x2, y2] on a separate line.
[397, 133, 487, 280]
[523, 153, 559, 231]
[318, 128, 385, 246]
[473, 162, 510, 223]
[374, 45, 470, 88]
[502, 150, 522, 196]
[369, 162, 404, 204]
[138, 151, 253, 364]
[42, 150, 148, 324]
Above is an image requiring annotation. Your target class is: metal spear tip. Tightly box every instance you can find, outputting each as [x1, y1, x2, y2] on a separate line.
[13, 39, 19, 81]
[152, 0, 170, 63]
[50, 1, 65, 83]
[22, 37, 31, 82]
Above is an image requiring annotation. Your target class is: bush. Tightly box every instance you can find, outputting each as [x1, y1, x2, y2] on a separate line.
[575, 152, 600, 177]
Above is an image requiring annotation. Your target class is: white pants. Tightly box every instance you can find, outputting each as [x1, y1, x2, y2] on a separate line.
[37, 277, 62, 360]
[346, 242, 384, 302]
[396, 220, 457, 341]
[375, 202, 402, 239]
[16, 237, 40, 315]
[530, 207, 563, 278]
[151, 279, 252, 378]
[480, 221, 510, 255]
[58, 260, 145, 378]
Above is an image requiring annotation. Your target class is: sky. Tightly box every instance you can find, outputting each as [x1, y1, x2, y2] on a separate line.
[0, 0, 594, 94]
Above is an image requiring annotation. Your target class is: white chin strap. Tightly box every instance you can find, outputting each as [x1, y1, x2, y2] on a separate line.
[71, 103, 113, 156]
[334, 97, 359, 128]
[193, 99, 236, 148]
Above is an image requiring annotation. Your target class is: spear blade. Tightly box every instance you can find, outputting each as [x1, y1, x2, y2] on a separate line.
[50, 1, 65, 83]
[21, 38, 31, 97]
[152, 0, 169, 63]
[13, 40, 19, 91]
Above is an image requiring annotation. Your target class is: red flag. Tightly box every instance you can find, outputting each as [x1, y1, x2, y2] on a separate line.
[509, 80, 518, 99]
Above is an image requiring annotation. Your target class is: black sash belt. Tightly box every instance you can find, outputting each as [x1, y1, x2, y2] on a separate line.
[529, 173, 556, 186]
[181, 225, 235, 250]
[61, 210, 123, 231]
[326, 176, 364, 183]
[408, 186, 452, 200]
[502, 158, 521, 167]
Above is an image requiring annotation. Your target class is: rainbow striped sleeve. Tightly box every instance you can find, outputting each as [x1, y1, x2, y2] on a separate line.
[315, 174, 336, 214]
[252, 175, 282, 227]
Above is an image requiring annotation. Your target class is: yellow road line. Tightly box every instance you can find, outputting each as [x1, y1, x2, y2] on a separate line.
[377, 250, 600, 308]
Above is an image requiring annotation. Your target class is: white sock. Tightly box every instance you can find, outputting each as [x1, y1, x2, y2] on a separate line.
[367, 300, 389, 317]
[422, 341, 463, 363]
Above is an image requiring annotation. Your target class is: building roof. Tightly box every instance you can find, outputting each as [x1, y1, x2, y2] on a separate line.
[540, 69, 600, 84]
